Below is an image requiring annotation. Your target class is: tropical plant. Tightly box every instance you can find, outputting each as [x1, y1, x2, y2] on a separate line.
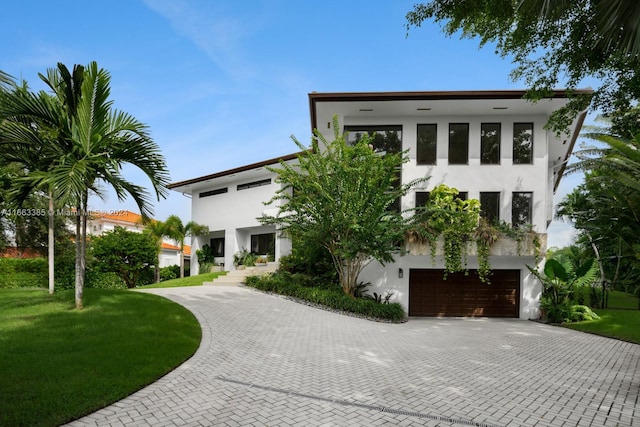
[528, 257, 599, 323]
[260, 116, 427, 296]
[141, 219, 171, 283]
[406, 0, 640, 132]
[164, 215, 209, 278]
[38, 62, 169, 308]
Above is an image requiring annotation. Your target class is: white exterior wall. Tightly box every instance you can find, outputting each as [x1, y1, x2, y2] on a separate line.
[189, 171, 288, 274]
[313, 113, 553, 319]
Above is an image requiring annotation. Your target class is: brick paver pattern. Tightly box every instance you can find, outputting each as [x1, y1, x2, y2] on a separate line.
[67, 286, 640, 427]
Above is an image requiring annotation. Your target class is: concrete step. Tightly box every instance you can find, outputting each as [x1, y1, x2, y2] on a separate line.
[203, 264, 277, 286]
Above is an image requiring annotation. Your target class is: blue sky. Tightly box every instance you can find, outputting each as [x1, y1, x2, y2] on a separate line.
[1, 0, 585, 247]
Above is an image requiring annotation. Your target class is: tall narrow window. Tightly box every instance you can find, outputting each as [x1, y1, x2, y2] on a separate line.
[344, 125, 402, 212]
[481, 123, 501, 164]
[480, 192, 500, 223]
[513, 123, 533, 164]
[512, 192, 533, 227]
[448, 123, 469, 164]
[417, 124, 437, 165]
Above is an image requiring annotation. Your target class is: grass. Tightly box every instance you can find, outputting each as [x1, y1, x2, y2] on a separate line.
[0, 288, 201, 426]
[564, 290, 640, 344]
[139, 271, 226, 289]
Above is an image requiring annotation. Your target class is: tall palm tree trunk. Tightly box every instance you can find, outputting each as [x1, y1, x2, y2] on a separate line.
[48, 190, 54, 294]
[74, 208, 83, 309]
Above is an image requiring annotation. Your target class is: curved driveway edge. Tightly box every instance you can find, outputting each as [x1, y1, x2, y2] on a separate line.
[67, 286, 639, 427]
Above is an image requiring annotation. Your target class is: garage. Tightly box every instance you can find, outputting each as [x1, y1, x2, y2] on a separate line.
[409, 269, 520, 318]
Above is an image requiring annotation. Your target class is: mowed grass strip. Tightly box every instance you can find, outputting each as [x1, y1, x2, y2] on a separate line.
[140, 271, 226, 289]
[564, 291, 640, 344]
[0, 288, 201, 427]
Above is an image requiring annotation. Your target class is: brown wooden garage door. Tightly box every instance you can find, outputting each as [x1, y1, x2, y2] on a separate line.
[409, 269, 520, 317]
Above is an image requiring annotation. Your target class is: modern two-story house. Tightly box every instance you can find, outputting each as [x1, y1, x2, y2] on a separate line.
[168, 90, 589, 319]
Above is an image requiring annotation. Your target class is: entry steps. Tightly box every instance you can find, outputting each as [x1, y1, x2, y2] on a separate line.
[203, 264, 278, 286]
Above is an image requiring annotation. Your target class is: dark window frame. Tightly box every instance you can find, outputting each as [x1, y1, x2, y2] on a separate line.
[513, 123, 534, 164]
[480, 192, 501, 224]
[199, 187, 228, 198]
[237, 179, 271, 191]
[251, 232, 275, 255]
[415, 191, 430, 208]
[480, 123, 501, 165]
[512, 192, 533, 228]
[417, 123, 437, 165]
[448, 123, 469, 165]
[210, 237, 225, 257]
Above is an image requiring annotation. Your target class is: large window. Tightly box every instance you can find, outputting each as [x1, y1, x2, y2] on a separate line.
[448, 123, 469, 164]
[513, 123, 533, 164]
[344, 125, 402, 212]
[210, 237, 225, 257]
[512, 192, 533, 228]
[251, 233, 275, 256]
[344, 125, 402, 154]
[480, 192, 500, 223]
[481, 123, 501, 164]
[417, 124, 437, 165]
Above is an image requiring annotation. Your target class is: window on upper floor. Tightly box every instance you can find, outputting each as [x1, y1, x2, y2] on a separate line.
[512, 192, 532, 228]
[199, 187, 228, 198]
[344, 125, 402, 154]
[417, 124, 437, 165]
[415, 191, 430, 208]
[481, 123, 501, 164]
[344, 125, 402, 212]
[455, 192, 468, 201]
[480, 192, 500, 224]
[237, 179, 271, 191]
[513, 123, 533, 164]
[448, 123, 469, 164]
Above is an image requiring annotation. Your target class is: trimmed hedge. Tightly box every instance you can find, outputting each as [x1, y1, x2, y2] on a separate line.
[245, 273, 407, 322]
[0, 258, 48, 288]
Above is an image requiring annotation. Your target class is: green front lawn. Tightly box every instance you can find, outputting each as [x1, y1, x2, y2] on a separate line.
[564, 308, 640, 344]
[0, 288, 201, 426]
[564, 291, 640, 344]
[139, 271, 226, 289]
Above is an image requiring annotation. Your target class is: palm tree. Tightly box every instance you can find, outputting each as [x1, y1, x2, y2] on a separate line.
[39, 62, 170, 308]
[164, 215, 209, 278]
[0, 76, 73, 294]
[142, 219, 170, 283]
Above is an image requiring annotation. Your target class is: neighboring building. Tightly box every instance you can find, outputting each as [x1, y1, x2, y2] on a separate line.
[168, 90, 589, 319]
[87, 210, 189, 269]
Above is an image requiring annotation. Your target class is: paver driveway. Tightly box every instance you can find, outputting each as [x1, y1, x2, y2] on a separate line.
[68, 286, 639, 427]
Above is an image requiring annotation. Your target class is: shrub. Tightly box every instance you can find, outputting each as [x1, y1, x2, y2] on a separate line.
[0, 258, 48, 288]
[160, 265, 179, 282]
[245, 273, 406, 322]
[85, 271, 127, 289]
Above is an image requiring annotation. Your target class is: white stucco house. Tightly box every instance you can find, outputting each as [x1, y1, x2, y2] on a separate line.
[169, 90, 589, 319]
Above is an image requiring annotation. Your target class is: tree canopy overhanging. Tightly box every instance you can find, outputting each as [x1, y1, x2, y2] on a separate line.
[406, 0, 640, 131]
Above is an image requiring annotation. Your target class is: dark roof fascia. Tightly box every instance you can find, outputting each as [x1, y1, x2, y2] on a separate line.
[168, 151, 304, 190]
[554, 108, 588, 192]
[308, 89, 594, 131]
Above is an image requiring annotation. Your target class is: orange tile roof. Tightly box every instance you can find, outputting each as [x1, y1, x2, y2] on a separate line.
[95, 210, 144, 225]
[161, 242, 191, 255]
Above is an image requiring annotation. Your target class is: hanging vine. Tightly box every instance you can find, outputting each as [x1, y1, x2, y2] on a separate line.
[407, 184, 542, 282]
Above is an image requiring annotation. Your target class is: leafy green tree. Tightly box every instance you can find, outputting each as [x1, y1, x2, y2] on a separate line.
[164, 215, 209, 278]
[260, 116, 427, 296]
[90, 227, 158, 288]
[406, 0, 639, 131]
